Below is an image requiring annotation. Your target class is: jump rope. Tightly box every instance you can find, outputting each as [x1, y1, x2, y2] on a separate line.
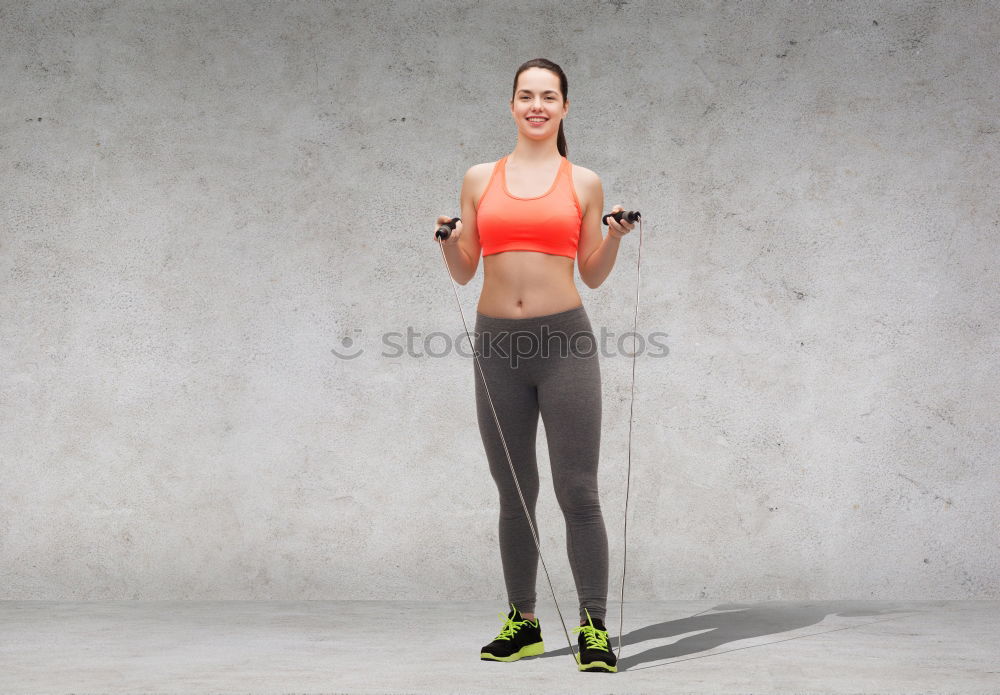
[435, 207, 643, 667]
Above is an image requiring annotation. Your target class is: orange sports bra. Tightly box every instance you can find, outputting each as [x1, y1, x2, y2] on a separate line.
[475, 154, 583, 259]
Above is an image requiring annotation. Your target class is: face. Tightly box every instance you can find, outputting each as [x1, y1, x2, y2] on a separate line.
[510, 67, 568, 139]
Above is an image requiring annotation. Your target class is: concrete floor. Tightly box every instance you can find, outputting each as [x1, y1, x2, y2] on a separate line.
[1, 600, 997, 693]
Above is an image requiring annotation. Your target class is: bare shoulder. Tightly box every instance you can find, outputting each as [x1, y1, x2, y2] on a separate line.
[464, 160, 499, 208]
[466, 160, 497, 182]
[465, 160, 497, 175]
[570, 162, 600, 185]
[569, 163, 602, 215]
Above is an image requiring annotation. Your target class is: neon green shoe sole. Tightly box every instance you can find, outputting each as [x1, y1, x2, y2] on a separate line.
[480, 640, 545, 662]
[577, 653, 618, 672]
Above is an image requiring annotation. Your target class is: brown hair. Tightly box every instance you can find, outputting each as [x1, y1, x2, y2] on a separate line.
[511, 58, 569, 157]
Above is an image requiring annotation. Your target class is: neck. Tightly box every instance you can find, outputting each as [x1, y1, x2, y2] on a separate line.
[510, 138, 561, 164]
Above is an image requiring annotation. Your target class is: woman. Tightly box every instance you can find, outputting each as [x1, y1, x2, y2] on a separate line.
[433, 58, 635, 673]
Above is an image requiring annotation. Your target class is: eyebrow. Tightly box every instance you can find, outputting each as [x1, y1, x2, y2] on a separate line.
[517, 89, 558, 95]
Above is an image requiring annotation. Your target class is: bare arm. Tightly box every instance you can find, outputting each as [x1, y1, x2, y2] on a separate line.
[441, 165, 483, 285]
[577, 171, 622, 289]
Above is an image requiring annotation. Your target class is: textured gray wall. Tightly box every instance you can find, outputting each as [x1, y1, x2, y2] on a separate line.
[1, 0, 997, 601]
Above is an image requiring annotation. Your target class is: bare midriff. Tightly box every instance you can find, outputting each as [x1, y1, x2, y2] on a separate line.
[477, 250, 582, 319]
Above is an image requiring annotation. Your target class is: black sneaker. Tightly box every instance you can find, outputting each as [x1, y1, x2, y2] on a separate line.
[573, 609, 617, 672]
[480, 604, 544, 662]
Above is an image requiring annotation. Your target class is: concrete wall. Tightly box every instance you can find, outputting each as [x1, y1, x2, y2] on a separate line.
[1, 0, 997, 600]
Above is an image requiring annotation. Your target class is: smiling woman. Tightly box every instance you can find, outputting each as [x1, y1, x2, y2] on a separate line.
[432, 57, 637, 674]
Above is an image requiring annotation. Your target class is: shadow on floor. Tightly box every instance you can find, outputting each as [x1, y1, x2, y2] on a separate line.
[534, 600, 935, 671]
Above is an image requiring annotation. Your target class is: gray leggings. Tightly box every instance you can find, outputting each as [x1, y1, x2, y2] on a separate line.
[473, 304, 608, 624]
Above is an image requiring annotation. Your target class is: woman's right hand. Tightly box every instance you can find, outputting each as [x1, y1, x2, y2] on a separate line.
[434, 215, 463, 245]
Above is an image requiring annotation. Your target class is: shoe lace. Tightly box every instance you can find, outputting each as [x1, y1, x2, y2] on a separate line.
[494, 613, 529, 641]
[573, 623, 610, 651]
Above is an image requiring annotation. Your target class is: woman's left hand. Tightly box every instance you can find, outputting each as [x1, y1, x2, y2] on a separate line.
[607, 204, 636, 240]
